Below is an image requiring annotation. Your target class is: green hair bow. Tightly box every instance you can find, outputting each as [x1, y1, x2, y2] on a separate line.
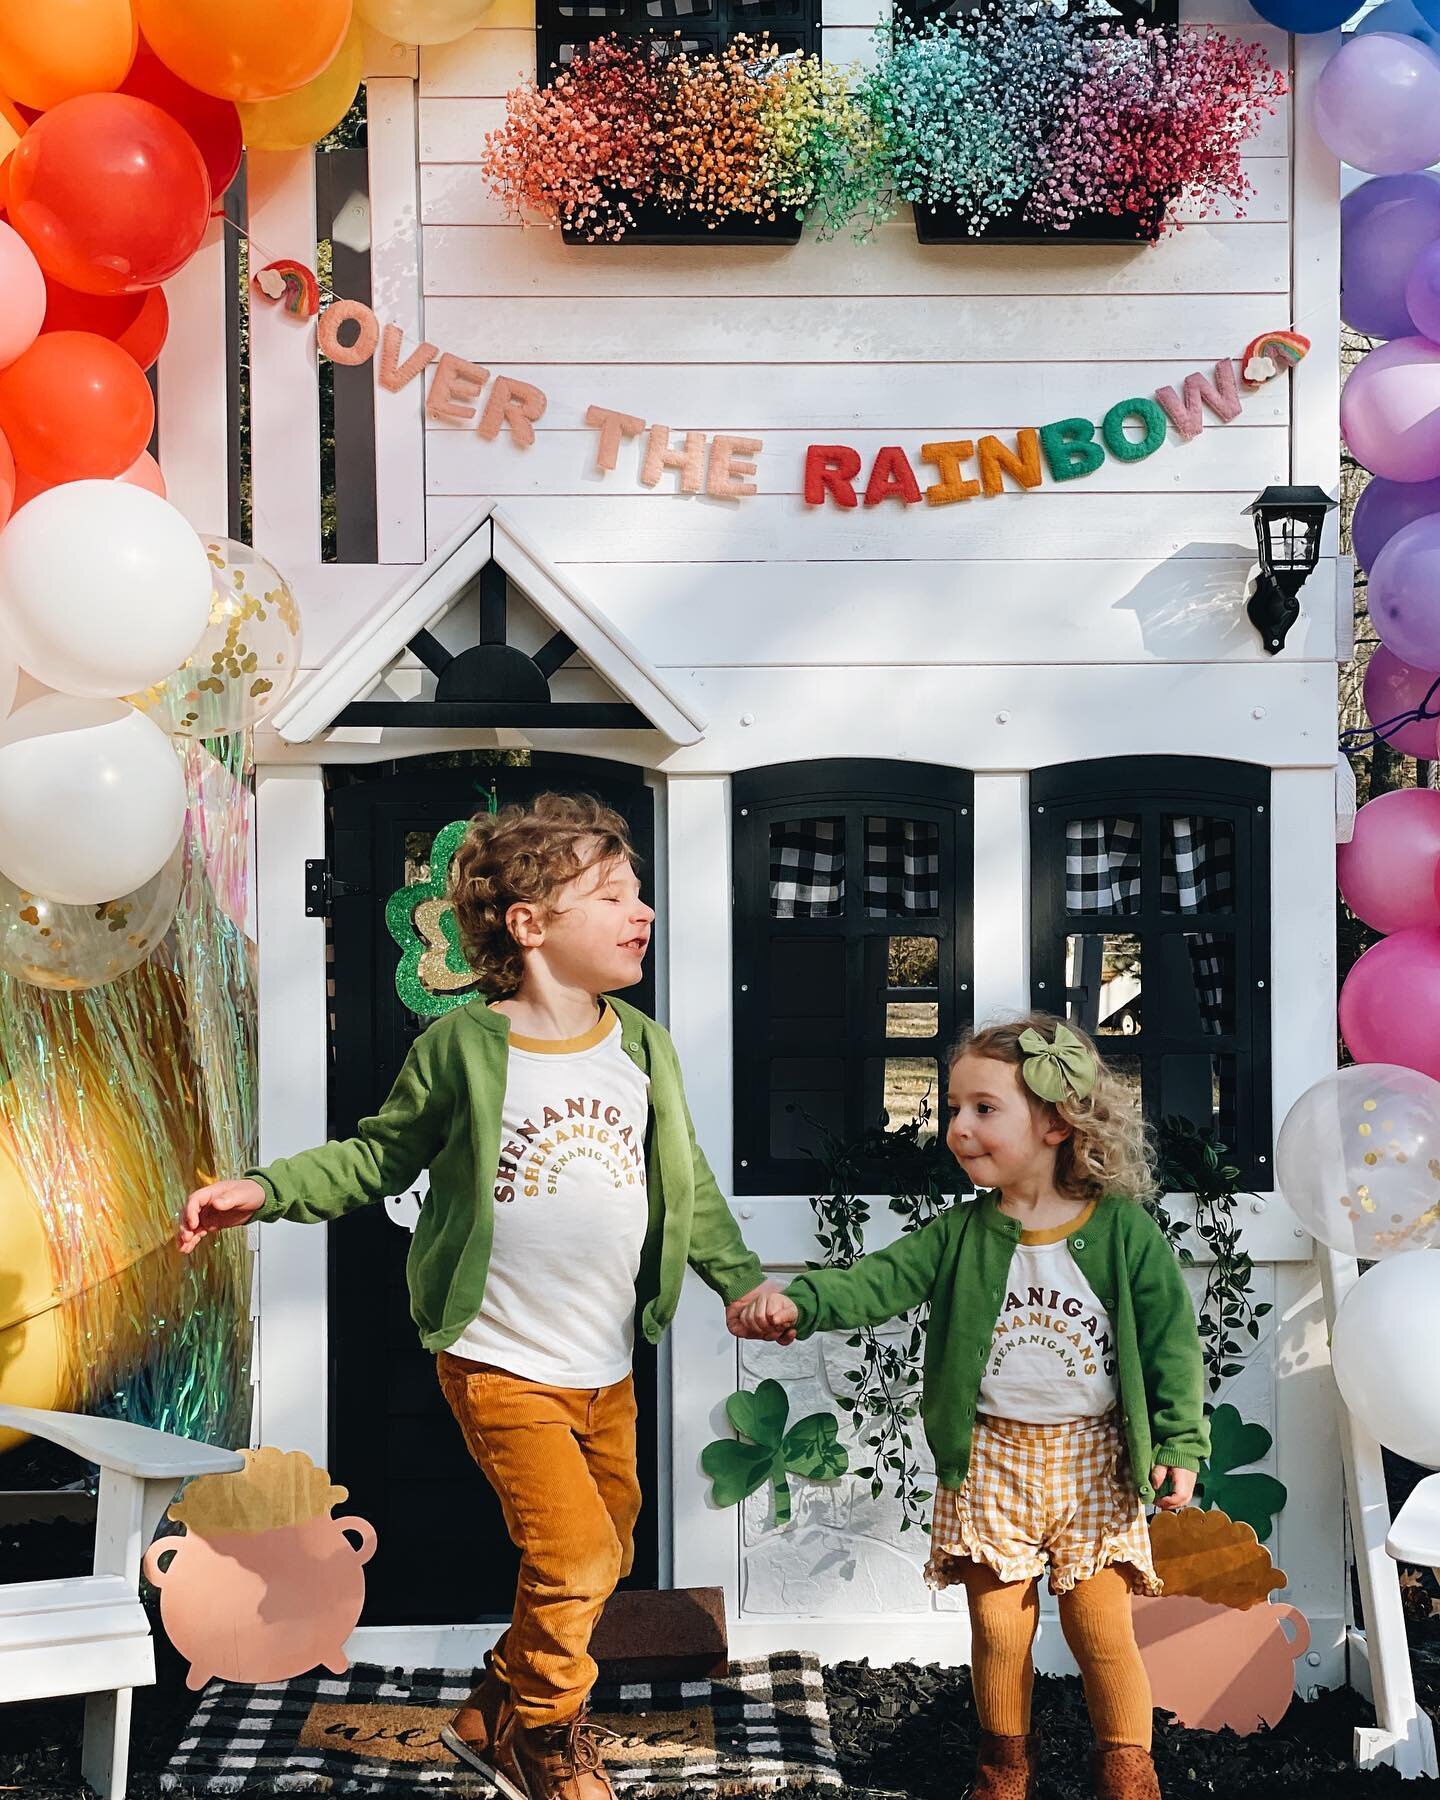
[1019, 1022, 1097, 1105]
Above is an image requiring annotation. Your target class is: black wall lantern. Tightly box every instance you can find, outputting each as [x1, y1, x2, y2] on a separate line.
[1242, 485, 1337, 655]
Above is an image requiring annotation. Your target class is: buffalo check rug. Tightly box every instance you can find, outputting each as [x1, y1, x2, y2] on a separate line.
[161, 1652, 841, 1793]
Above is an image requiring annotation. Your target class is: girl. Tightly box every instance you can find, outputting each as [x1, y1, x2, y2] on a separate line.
[735, 1014, 1207, 1800]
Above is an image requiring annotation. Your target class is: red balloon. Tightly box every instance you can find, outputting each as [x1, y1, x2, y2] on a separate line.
[122, 42, 242, 200]
[8, 93, 210, 296]
[0, 331, 155, 483]
[42, 279, 169, 370]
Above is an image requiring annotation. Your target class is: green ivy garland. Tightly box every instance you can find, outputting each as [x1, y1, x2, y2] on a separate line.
[1150, 1116, 1272, 1395]
[806, 1097, 953, 1534]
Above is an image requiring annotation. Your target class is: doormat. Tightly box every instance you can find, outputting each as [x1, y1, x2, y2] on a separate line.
[161, 1652, 841, 1793]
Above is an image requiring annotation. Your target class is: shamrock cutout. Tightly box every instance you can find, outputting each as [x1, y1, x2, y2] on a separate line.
[1194, 1403, 1288, 1543]
[385, 818, 486, 1019]
[700, 1379, 848, 1526]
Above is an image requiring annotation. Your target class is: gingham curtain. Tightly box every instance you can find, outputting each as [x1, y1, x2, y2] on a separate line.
[1065, 815, 1141, 915]
[864, 817, 939, 919]
[769, 817, 845, 918]
[1065, 814, 1233, 1035]
[1164, 817, 1233, 1038]
[769, 816, 939, 920]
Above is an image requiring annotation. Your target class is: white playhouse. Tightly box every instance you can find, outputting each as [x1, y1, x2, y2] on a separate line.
[131, 1, 1433, 1778]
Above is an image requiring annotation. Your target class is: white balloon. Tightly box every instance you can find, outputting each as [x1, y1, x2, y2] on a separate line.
[0, 643, 15, 720]
[1277, 1063, 1440, 1260]
[0, 482, 212, 699]
[1331, 1252, 1440, 1467]
[0, 695, 187, 904]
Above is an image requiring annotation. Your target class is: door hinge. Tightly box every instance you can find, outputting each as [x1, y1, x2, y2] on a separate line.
[304, 859, 366, 916]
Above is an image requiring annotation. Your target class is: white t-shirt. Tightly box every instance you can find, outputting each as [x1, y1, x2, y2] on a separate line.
[446, 1005, 650, 1388]
[977, 1204, 1119, 1424]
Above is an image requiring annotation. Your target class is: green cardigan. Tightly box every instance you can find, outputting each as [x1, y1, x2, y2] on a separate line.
[785, 1193, 1208, 1503]
[246, 996, 765, 1354]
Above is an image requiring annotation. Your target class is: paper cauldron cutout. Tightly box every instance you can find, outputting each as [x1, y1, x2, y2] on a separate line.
[142, 1447, 377, 1689]
[1131, 1507, 1308, 1735]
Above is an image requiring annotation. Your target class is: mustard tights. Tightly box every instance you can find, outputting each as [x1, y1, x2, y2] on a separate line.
[959, 1559, 1153, 1750]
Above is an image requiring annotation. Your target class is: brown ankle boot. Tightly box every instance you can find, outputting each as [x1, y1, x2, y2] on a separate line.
[510, 1708, 617, 1800]
[1092, 1743, 1161, 1800]
[969, 1729, 1038, 1800]
[439, 1654, 526, 1799]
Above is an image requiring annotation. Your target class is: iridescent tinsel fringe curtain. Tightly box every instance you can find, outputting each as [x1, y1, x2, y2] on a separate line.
[0, 734, 257, 1450]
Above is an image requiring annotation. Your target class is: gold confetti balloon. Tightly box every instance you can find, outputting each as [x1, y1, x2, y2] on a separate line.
[1276, 1063, 1440, 1260]
[129, 537, 302, 738]
[0, 844, 183, 991]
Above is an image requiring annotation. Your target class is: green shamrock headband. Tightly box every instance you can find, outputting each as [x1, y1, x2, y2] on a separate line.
[1018, 1022, 1097, 1105]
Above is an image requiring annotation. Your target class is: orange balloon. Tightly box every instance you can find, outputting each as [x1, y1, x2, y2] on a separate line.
[0, 331, 155, 485]
[0, 424, 14, 530]
[134, 0, 353, 104]
[0, 1, 138, 110]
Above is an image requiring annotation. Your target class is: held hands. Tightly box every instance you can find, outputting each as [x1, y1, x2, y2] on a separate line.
[1149, 1464, 1197, 1511]
[725, 1278, 800, 1346]
[176, 1178, 266, 1254]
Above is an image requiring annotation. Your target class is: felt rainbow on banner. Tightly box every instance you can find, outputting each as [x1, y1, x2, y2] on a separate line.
[1241, 329, 1310, 388]
[252, 259, 320, 318]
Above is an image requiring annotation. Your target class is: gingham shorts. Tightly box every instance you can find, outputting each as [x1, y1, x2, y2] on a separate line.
[925, 1410, 1162, 1597]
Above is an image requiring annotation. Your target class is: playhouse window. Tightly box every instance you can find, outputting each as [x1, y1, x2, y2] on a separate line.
[539, 0, 819, 79]
[733, 760, 972, 1194]
[1029, 758, 1272, 1187]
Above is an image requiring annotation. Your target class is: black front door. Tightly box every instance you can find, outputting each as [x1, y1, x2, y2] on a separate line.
[323, 753, 659, 1626]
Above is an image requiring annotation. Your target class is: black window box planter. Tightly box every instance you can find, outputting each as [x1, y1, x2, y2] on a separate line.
[560, 198, 803, 245]
[912, 198, 1166, 247]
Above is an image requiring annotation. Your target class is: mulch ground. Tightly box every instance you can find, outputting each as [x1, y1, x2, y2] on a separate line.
[4, 1490, 1439, 1800]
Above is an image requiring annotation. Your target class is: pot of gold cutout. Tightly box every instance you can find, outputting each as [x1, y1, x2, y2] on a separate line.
[142, 1447, 377, 1689]
[1130, 1508, 1308, 1734]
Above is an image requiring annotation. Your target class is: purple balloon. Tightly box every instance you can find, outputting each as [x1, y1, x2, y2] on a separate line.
[1364, 644, 1440, 756]
[1341, 336, 1440, 481]
[1406, 239, 1440, 342]
[1315, 34, 1440, 175]
[1342, 174, 1440, 339]
[1339, 789, 1440, 932]
[1371, 513, 1440, 665]
[1340, 927, 1440, 1080]
[1352, 475, 1440, 570]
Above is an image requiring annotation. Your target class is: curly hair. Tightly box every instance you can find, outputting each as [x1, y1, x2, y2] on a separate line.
[950, 1011, 1157, 1205]
[448, 792, 638, 999]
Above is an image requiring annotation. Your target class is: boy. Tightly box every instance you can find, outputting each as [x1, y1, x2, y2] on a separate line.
[178, 793, 782, 1800]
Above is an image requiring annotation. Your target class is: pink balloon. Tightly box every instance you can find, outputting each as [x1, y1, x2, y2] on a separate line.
[1365, 644, 1440, 757]
[0, 221, 46, 370]
[1341, 927, 1440, 1079]
[1339, 788, 1440, 932]
[1342, 336, 1440, 482]
[119, 450, 165, 497]
[0, 424, 14, 530]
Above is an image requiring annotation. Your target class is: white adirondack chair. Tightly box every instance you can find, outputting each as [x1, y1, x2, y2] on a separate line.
[0, 1403, 243, 1800]
[1387, 1472, 1440, 1594]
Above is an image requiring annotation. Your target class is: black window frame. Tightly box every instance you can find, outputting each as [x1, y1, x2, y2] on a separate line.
[538, 0, 820, 90]
[1029, 755, 1272, 1188]
[733, 758, 973, 1195]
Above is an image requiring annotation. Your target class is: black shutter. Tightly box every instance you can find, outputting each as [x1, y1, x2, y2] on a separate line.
[733, 759, 973, 1194]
